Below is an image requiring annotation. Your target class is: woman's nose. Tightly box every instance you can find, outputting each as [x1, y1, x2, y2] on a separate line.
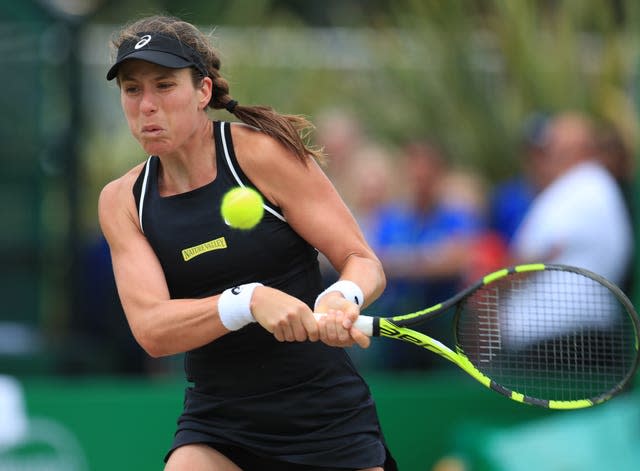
[139, 90, 158, 114]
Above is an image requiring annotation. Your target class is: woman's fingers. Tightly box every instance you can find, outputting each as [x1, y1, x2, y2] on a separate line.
[349, 326, 371, 349]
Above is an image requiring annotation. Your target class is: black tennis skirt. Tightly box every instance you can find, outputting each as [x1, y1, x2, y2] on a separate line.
[165, 329, 398, 469]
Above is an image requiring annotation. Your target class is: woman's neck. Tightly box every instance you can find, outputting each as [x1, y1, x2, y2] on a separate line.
[157, 119, 216, 196]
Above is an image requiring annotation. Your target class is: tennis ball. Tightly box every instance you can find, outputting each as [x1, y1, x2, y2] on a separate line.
[221, 186, 264, 230]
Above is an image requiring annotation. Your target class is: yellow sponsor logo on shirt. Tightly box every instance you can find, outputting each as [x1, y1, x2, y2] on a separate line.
[182, 237, 227, 261]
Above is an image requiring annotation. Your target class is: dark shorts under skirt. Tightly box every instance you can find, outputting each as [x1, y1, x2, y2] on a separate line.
[165, 429, 398, 470]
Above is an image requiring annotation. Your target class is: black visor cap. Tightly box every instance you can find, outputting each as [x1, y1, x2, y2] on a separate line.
[106, 32, 207, 81]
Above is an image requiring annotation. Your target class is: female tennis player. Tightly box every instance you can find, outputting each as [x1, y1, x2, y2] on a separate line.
[98, 15, 396, 471]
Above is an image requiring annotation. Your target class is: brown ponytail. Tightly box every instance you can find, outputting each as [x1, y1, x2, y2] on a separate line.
[111, 15, 325, 165]
[226, 102, 325, 165]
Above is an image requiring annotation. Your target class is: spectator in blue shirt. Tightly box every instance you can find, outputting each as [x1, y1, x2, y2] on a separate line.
[369, 140, 486, 370]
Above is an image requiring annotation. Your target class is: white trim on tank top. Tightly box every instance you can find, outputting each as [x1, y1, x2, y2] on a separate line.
[137, 123, 287, 234]
[220, 121, 286, 223]
[138, 156, 153, 233]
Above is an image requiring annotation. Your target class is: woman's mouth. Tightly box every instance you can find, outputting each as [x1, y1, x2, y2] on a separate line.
[141, 125, 164, 135]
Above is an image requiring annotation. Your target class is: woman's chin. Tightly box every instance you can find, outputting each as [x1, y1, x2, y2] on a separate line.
[140, 141, 171, 156]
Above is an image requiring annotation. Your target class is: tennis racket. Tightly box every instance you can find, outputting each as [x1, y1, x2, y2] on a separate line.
[329, 263, 640, 409]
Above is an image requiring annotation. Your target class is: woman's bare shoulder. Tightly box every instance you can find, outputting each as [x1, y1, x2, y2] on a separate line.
[100, 161, 147, 200]
[98, 161, 148, 230]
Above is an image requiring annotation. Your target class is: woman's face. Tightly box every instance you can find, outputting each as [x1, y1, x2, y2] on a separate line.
[118, 60, 210, 156]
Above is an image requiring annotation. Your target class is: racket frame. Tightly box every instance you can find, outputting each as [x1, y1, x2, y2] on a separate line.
[367, 263, 640, 409]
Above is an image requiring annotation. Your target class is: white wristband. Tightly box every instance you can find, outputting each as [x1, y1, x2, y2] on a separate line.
[218, 283, 263, 331]
[314, 280, 364, 310]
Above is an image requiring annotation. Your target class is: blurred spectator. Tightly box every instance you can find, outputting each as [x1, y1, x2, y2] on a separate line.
[369, 140, 488, 369]
[596, 120, 635, 211]
[314, 110, 393, 285]
[510, 111, 633, 286]
[314, 107, 369, 207]
[596, 121, 635, 185]
[345, 143, 399, 246]
[595, 120, 636, 291]
[440, 170, 508, 283]
[489, 113, 549, 245]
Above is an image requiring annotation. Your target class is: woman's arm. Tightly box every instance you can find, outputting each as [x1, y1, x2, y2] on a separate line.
[232, 124, 386, 347]
[98, 170, 228, 357]
[99, 169, 320, 357]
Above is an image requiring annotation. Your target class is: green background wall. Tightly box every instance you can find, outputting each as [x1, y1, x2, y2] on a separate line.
[7, 372, 636, 470]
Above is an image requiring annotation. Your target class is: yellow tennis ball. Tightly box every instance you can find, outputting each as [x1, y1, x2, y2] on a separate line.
[221, 186, 264, 230]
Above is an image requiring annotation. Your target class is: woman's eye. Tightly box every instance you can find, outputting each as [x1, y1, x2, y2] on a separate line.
[158, 82, 174, 90]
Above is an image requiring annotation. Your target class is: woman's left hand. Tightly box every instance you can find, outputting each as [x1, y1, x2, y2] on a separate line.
[315, 293, 370, 349]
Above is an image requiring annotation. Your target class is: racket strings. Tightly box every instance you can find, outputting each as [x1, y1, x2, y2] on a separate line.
[456, 269, 638, 402]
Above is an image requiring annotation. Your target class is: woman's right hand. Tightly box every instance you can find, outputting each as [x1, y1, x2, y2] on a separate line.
[250, 286, 320, 343]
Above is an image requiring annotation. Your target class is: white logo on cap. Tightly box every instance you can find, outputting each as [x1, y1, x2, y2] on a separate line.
[135, 35, 152, 49]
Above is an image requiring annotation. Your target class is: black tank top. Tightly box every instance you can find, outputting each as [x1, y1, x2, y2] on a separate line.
[133, 121, 386, 467]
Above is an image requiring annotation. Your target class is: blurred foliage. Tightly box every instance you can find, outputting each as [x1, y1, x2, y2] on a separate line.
[88, 0, 639, 180]
[82, 0, 640, 230]
[371, 0, 640, 177]
[91, 0, 395, 26]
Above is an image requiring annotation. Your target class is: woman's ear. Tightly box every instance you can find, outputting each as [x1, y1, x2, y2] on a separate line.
[198, 76, 213, 110]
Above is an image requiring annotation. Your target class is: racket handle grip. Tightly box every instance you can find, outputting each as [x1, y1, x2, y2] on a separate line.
[313, 313, 374, 337]
[354, 315, 374, 336]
